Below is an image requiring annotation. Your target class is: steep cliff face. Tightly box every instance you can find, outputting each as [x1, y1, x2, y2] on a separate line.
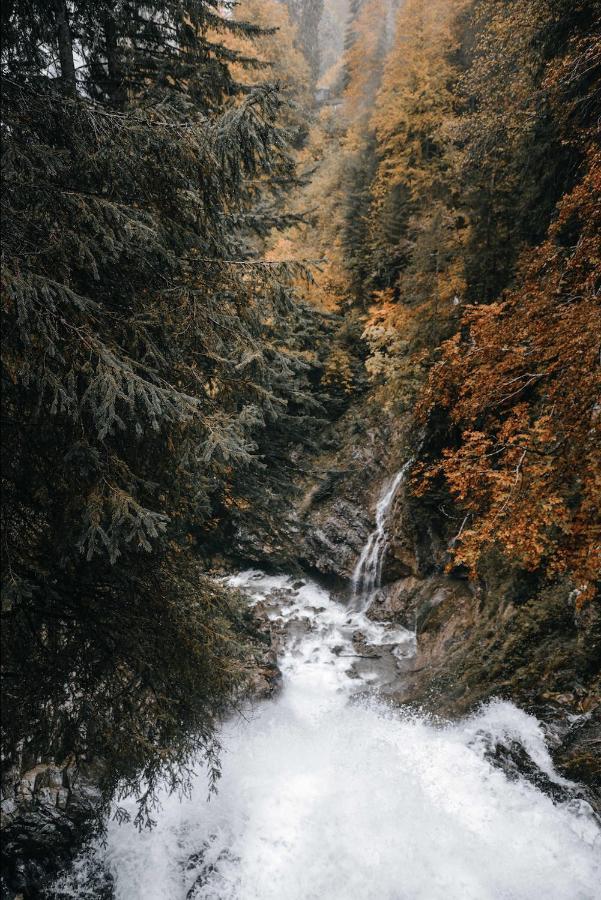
[226, 400, 398, 580]
[384, 463, 600, 806]
[388, 564, 601, 808]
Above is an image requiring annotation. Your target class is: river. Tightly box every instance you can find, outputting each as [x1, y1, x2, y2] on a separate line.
[52, 569, 600, 899]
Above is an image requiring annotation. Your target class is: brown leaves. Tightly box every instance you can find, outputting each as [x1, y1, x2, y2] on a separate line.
[418, 150, 601, 598]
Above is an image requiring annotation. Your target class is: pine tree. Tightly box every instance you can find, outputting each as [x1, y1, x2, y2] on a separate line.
[457, 0, 590, 301]
[336, 0, 390, 303]
[1, 0, 324, 820]
[286, 0, 325, 82]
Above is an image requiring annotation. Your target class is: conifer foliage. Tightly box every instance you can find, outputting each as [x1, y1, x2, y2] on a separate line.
[1, 0, 322, 814]
[286, 0, 325, 82]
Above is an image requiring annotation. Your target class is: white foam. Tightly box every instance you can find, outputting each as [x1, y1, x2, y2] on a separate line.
[351, 464, 411, 610]
[54, 573, 601, 900]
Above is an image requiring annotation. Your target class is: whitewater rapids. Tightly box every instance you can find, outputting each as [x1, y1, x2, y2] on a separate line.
[53, 572, 600, 900]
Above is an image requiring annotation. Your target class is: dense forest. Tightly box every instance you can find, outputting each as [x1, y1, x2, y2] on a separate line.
[281, 0, 600, 598]
[1, 0, 340, 817]
[1, 0, 600, 896]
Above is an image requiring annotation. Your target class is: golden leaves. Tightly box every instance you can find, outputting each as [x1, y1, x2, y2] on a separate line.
[419, 151, 601, 599]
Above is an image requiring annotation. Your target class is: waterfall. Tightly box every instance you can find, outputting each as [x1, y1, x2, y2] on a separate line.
[52, 571, 601, 900]
[350, 461, 411, 610]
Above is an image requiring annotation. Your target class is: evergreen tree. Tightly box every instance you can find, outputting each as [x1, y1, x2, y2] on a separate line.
[457, 0, 592, 301]
[1, 0, 324, 819]
[286, 0, 325, 83]
[338, 0, 389, 304]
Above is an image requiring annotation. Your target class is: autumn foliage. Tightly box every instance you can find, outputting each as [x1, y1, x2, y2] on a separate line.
[418, 151, 600, 602]
[287, 0, 600, 603]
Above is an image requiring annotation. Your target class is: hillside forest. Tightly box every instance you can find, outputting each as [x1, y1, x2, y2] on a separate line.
[1, 0, 600, 891]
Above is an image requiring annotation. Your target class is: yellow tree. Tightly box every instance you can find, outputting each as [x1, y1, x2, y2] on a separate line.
[362, 0, 469, 410]
[267, 0, 391, 310]
[222, 0, 311, 115]
[371, 0, 465, 208]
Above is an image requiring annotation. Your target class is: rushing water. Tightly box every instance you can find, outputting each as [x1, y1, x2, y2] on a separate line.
[52, 571, 600, 900]
[351, 462, 410, 610]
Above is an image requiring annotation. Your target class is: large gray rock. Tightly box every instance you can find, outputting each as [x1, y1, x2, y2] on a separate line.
[1, 760, 103, 898]
[302, 498, 369, 578]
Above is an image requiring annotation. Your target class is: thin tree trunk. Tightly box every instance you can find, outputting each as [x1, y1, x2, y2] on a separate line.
[104, 13, 124, 108]
[54, 0, 76, 93]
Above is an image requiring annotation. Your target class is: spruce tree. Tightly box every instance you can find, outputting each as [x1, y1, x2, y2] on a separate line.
[286, 0, 325, 82]
[1, 0, 322, 820]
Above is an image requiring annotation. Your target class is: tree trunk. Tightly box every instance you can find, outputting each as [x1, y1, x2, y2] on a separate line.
[104, 12, 124, 108]
[54, 0, 76, 93]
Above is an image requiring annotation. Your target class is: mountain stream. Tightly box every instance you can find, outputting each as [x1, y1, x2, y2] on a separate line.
[51, 476, 601, 900]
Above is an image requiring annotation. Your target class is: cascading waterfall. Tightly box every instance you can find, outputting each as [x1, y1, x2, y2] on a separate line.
[351, 461, 411, 610]
[51, 571, 601, 900]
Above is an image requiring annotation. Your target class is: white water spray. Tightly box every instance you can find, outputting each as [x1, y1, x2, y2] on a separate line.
[52, 571, 601, 900]
[351, 462, 411, 610]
